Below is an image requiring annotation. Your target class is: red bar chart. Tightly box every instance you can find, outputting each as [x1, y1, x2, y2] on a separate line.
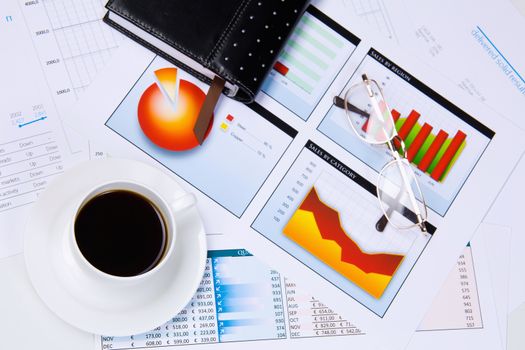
[318, 51, 493, 215]
[363, 109, 467, 182]
[392, 109, 467, 182]
[359, 107, 467, 182]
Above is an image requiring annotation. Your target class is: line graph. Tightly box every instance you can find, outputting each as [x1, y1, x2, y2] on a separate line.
[18, 116, 48, 128]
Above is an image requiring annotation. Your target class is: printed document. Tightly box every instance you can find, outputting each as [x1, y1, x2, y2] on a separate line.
[340, 2, 517, 347]
[0, 0, 72, 257]
[0, 0, 126, 258]
[63, 0, 524, 346]
[95, 226, 502, 350]
[347, 0, 525, 320]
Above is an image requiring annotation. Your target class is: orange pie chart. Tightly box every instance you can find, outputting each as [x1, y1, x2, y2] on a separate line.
[138, 67, 213, 151]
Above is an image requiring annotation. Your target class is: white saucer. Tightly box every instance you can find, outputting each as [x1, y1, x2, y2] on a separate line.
[24, 158, 207, 336]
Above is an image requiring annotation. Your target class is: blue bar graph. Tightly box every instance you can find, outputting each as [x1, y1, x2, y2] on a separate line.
[211, 252, 286, 342]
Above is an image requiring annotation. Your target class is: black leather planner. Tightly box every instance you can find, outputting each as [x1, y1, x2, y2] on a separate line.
[104, 0, 309, 103]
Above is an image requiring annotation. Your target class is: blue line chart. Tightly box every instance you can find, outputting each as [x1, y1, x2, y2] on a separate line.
[18, 116, 47, 128]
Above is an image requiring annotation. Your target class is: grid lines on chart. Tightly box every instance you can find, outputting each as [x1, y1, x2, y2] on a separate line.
[313, 170, 418, 255]
[342, 0, 397, 41]
[42, 0, 124, 95]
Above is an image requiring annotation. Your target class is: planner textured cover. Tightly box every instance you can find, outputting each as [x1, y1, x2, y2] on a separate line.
[105, 0, 309, 102]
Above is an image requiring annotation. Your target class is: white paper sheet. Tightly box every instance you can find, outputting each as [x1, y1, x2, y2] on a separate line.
[0, 0, 127, 259]
[376, 0, 525, 313]
[480, 223, 512, 349]
[18, 0, 126, 156]
[0, 0, 73, 258]
[485, 159, 525, 313]
[407, 224, 507, 350]
[62, 1, 524, 345]
[340, 4, 516, 347]
[378, 0, 525, 131]
[508, 300, 525, 350]
[19, 0, 125, 114]
[95, 226, 502, 350]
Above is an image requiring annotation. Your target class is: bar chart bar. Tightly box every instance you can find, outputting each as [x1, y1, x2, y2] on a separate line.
[398, 110, 421, 140]
[418, 130, 449, 172]
[260, 7, 359, 120]
[391, 109, 401, 122]
[301, 14, 344, 49]
[274, 61, 289, 76]
[212, 253, 286, 342]
[430, 131, 467, 181]
[407, 123, 433, 162]
[281, 52, 321, 82]
[354, 106, 467, 183]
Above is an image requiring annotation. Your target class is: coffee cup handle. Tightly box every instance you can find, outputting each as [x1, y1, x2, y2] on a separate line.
[170, 192, 196, 213]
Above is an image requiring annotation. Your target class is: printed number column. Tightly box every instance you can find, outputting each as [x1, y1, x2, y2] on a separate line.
[285, 277, 363, 338]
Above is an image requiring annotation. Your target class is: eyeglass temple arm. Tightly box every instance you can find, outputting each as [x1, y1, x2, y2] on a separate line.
[333, 96, 370, 118]
[375, 213, 390, 232]
[375, 188, 401, 232]
[391, 156, 428, 233]
[375, 194, 428, 233]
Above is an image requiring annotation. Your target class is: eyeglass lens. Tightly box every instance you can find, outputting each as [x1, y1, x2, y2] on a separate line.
[343, 78, 397, 144]
[377, 159, 427, 231]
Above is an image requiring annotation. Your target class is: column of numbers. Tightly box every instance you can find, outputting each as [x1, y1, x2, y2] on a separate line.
[284, 278, 363, 338]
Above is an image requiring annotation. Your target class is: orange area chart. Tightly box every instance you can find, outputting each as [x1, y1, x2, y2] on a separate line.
[138, 67, 212, 151]
[283, 187, 404, 298]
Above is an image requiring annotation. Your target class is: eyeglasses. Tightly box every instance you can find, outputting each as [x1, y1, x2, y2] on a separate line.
[334, 74, 428, 233]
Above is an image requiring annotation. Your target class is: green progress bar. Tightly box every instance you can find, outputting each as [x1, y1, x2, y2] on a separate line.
[300, 15, 344, 48]
[286, 71, 313, 94]
[294, 27, 336, 59]
[281, 51, 321, 82]
[288, 40, 329, 70]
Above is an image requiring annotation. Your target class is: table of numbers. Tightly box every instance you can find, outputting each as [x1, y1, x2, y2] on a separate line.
[0, 131, 64, 213]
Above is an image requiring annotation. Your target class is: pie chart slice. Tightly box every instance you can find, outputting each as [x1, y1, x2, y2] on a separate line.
[138, 67, 213, 151]
[154, 68, 179, 103]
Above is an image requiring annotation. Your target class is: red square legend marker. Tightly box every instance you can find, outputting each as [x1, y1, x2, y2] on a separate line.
[226, 114, 234, 123]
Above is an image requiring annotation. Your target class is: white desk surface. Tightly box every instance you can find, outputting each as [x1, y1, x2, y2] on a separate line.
[0, 254, 93, 349]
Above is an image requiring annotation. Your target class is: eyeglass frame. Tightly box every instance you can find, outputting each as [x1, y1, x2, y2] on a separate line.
[334, 74, 428, 233]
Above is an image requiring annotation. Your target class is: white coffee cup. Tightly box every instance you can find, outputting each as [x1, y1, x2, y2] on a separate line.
[58, 180, 196, 310]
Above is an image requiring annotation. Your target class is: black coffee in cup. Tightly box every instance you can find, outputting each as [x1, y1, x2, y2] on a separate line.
[74, 190, 168, 277]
